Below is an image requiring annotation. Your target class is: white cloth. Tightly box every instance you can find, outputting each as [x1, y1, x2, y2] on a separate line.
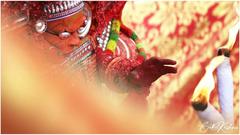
[196, 57, 234, 125]
[217, 58, 234, 124]
[197, 103, 224, 123]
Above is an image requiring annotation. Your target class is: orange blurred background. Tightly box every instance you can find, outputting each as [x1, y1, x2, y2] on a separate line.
[1, 1, 239, 133]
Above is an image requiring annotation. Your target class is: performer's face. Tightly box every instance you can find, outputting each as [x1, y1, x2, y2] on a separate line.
[43, 11, 90, 54]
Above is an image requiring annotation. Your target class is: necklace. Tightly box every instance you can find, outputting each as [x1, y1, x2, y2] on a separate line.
[97, 19, 146, 63]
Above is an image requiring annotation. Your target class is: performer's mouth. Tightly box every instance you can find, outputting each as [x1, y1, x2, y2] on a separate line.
[62, 38, 94, 66]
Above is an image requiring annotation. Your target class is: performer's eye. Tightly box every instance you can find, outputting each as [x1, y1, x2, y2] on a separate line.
[77, 17, 91, 38]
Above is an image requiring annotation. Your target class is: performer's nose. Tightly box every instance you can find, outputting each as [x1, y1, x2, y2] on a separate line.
[68, 32, 81, 46]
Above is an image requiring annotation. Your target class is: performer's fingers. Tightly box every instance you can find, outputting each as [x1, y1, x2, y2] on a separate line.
[161, 66, 177, 74]
[147, 57, 177, 65]
[159, 59, 177, 65]
[146, 57, 160, 65]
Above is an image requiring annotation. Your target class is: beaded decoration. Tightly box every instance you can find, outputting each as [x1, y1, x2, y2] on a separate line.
[106, 19, 121, 52]
[103, 19, 146, 63]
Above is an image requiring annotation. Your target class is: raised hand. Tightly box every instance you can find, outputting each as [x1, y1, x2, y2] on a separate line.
[127, 57, 177, 88]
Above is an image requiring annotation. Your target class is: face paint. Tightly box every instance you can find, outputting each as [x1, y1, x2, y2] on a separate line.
[43, 6, 93, 55]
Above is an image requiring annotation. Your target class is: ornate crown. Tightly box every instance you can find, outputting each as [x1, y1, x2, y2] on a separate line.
[43, 1, 84, 22]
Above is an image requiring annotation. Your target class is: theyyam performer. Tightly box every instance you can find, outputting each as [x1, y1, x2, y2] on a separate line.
[1, 1, 177, 107]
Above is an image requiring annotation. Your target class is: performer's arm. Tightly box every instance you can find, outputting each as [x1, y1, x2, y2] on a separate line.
[96, 20, 177, 93]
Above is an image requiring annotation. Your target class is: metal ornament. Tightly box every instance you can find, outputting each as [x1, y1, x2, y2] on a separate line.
[59, 32, 71, 39]
[77, 3, 92, 38]
[35, 20, 47, 33]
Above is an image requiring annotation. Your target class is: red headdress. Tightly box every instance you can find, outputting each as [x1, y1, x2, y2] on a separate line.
[1, 1, 126, 35]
